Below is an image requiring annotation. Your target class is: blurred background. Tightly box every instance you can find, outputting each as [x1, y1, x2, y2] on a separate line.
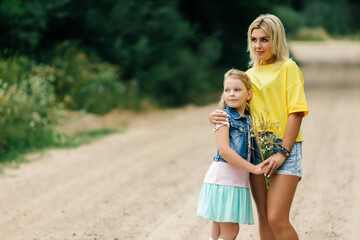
[0, 0, 359, 161]
[0, 1, 359, 239]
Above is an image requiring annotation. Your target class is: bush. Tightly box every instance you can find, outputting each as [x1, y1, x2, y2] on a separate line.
[0, 54, 121, 160]
[136, 36, 221, 107]
[50, 41, 126, 114]
[295, 27, 330, 41]
[271, 6, 305, 35]
[0, 57, 60, 156]
[303, 1, 351, 35]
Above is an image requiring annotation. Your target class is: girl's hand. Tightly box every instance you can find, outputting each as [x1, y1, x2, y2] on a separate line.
[209, 110, 228, 127]
[264, 152, 287, 177]
[251, 160, 270, 175]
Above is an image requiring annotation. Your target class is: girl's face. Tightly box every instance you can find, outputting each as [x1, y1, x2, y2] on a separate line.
[224, 78, 252, 114]
[251, 28, 275, 65]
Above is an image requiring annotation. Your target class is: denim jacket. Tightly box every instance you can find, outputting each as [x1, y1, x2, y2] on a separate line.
[213, 106, 252, 163]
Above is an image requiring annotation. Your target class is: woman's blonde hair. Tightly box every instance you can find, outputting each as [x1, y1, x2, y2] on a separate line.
[219, 68, 251, 109]
[247, 14, 289, 68]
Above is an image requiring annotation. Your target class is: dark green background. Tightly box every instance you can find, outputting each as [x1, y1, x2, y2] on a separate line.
[0, 0, 359, 110]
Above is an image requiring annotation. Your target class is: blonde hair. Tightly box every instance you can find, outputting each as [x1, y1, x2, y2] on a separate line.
[247, 14, 289, 68]
[219, 68, 251, 109]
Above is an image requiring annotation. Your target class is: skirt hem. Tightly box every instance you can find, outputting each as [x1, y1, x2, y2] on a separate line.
[196, 183, 254, 224]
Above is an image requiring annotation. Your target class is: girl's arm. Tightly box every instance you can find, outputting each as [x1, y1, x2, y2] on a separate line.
[264, 112, 304, 177]
[215, 125, 269, 175]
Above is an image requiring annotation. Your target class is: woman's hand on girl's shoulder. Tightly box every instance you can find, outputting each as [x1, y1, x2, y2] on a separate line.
[209, 109, 228, 127]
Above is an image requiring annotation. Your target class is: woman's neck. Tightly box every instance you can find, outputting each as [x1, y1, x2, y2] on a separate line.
[260, 55, 276, 65]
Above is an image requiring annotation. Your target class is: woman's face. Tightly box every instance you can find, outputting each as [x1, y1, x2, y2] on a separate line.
[251, 28, 275, 65]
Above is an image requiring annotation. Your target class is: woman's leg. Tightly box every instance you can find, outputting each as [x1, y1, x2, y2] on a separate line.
[211, 221, 220, 240]
[249, 174, 276, 240]
[267, 174, 299, 240]
[218, 222, 239, 240]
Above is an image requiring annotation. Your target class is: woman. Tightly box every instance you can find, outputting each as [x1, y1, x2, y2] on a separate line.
[209, 14, 308, 240]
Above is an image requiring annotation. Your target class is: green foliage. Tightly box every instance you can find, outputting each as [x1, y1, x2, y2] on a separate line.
[0, 54, 120, 159]
[0, 0, 222, 109]
[50, 41, 125, 114]
[61, 0, 222, 107]
[0, 0, 46, 53]
[179, 0, 268, 70]
[137, 37, 221, 107]
[295, 27, 330, 41]
[0, 0, 72, 55]
[0, 0, 359, 161]
[0, 56, 60, 156]
[0, 128, 119, 165]
[303, 0, 351, 35]
[271, 6, 305, 35]
[35, 128, 119, 149]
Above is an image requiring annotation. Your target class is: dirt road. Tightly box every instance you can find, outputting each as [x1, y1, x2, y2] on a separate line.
[1, 42, 360, 240]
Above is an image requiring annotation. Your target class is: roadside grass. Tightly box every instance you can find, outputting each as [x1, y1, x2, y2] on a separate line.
[0, 128, 121, 172]
[288, 27, 360, 42]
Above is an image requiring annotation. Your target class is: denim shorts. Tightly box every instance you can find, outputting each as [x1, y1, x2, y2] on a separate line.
[251, 139, 303, 179]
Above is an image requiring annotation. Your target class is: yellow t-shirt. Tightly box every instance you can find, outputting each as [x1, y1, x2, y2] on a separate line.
[246, 59, 309, 142]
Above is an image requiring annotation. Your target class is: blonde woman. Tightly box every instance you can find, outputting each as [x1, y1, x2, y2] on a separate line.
[209, 14, 308, 240]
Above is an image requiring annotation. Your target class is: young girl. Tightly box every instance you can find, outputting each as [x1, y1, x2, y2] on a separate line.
[210, 14, 309, 240]
[197, 69, 269, 240]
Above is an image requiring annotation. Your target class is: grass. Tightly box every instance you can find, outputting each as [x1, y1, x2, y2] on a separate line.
[51, 128, 121, 148]
[288, 27, 360, 42]
[0, 128, 121, 171]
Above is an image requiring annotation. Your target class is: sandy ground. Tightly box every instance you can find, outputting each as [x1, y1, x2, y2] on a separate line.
[289, 41, 360, 64]
[289, 41, 360, 88]
[0, 41, 360, 240]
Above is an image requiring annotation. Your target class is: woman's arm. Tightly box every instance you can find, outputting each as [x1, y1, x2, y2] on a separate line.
[215, 126, 268, 175]
[264, 112, 304, 177]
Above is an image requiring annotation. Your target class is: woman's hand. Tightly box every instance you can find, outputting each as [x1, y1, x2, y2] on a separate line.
[251, 159, 270, 175]
[209, 110, 228, 127]
[264, 152, 287, 177]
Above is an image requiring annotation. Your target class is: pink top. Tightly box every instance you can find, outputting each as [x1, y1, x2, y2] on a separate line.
[203, 161, 250, 188]
[204, 114, 250, 189]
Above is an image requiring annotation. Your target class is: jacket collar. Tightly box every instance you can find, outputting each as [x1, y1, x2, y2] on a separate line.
[225, 105, 248, 120]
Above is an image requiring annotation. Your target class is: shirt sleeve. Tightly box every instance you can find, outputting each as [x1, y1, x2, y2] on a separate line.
[286, 61, 309, 117]
[213, 111, 230, 132]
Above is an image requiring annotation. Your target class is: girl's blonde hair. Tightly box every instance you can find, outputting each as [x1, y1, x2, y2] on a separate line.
[219, 68, 251, 109]
[247, 14, 289, 68]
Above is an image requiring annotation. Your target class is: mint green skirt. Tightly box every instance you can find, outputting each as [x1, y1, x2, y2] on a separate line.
[196, 183, 254, 224]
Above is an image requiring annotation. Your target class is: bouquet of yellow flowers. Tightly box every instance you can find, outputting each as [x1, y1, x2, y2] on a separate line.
[251, 107, 280, 189]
